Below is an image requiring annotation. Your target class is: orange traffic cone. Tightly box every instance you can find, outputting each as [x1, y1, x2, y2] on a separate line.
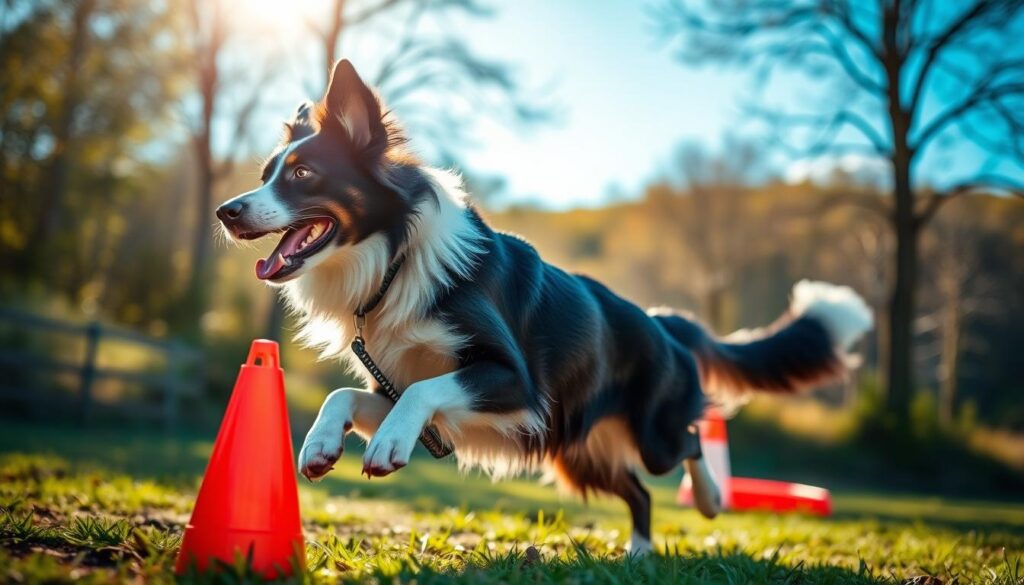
[175, 340, 305, 578]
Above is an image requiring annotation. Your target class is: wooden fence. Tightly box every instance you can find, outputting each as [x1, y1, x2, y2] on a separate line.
[0, 307, 204, 428]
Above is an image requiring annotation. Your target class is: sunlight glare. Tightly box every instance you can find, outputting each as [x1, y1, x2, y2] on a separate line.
[230, 0, 331, 36]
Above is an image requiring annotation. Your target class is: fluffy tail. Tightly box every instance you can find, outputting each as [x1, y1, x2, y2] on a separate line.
[652, 281, 873, 400]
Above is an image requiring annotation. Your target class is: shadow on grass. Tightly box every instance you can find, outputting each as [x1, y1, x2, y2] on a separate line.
[0, 419, 214, 482]
[829, 508, 1024, 539]
[5, 418, 1024, 540]
[440, 549, 896, 585]
[174, 549, 899, 585]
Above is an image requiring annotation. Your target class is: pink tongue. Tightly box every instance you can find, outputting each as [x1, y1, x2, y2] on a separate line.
[254, 224, 314, 280]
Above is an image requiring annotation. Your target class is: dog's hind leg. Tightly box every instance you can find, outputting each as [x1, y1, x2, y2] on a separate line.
[684, 456, 722, 519]
[551, 419, 654, 556]
[611, 471, 653, 555]
[299, 388, 393, 481]
[555, 463, 653, 555]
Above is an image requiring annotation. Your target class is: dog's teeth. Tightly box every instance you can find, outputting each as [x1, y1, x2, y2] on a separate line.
[280, 253, 291, 267]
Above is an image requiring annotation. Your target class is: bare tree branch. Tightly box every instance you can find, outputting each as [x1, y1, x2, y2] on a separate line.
[812, 20, 885, 95]
[913, 80, 1024, 151]
[345, 0, 404, 26]
[745, 105, 892, 156]
[826, 0, 883, 60]
[917, 173, 1024, 224]
[811, 190, 892, 219]
[306, 0, 546, 161]
[906, 0, 1015, 115]
[373, 1, 431, 88]
[215, 64, 280, 180]
[656, 0, 1024, 419]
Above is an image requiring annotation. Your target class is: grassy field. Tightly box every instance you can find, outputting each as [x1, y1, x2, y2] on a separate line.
[1, 420, 1022, 584]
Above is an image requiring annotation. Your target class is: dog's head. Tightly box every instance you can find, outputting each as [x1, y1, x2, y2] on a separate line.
[217, 60, 421, 283]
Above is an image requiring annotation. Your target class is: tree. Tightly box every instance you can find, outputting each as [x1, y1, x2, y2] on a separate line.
[646, 139, 769, 331]
[918, 218, 1000, 427]
[658, 0, 1024, 420]
[0, 0, 180, 299]
[27, 0, 95, 258]
[307, 0, 548, 162]
[177, 0, 279, 333]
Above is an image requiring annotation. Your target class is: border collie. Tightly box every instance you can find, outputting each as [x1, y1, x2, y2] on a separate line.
[216, 59, 872, 555]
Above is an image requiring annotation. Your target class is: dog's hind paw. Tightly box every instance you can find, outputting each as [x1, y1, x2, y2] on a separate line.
[627, 533, 653, 556]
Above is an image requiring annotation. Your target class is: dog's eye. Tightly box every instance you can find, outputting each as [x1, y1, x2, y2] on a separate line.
[293, 166, 312, 179]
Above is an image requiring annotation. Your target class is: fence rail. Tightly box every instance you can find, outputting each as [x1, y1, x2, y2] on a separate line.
[0, 306, 204, 428]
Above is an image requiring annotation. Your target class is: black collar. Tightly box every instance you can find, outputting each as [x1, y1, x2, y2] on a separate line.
[355, 253, 406, 319]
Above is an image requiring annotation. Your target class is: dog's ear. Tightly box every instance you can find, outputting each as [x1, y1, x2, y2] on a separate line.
[284, 101, 316, 142]
[293, 101, 314, 125]
[319, 59, 387, 160]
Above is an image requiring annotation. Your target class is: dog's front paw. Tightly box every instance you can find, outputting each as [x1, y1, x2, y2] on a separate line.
[299, 419, 352, 481]
[361, 421, 416, 477]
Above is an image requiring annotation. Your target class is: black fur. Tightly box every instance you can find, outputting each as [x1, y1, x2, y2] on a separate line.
[424, 210, 845, 542]
[655, 313, 844, 393]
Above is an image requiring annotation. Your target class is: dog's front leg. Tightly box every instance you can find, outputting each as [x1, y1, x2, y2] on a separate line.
[299, 388, 393, 481]
[361, 370, 477, 477]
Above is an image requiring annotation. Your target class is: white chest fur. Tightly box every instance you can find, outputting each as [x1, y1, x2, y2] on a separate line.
[345, 318, 464, 390]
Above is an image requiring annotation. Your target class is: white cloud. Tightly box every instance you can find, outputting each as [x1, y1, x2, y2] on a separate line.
[784, 154, 891, 188]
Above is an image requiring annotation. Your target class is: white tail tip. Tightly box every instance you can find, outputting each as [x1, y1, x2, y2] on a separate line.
[790, 280, 873, 351]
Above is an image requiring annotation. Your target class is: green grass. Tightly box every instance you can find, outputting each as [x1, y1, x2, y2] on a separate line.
[1, 421, 1023, 584]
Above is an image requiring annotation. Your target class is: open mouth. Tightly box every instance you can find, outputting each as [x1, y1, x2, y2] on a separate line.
[248, 217, 337, 281]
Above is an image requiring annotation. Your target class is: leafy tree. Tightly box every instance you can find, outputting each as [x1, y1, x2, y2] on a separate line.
[0, 0, 181, 300]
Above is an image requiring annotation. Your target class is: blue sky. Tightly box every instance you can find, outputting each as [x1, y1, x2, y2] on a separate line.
[451, 0, 752, 207]
[232, 0, 1024, 209]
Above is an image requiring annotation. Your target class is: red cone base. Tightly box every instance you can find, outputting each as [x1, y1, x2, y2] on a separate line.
[678, 410, 832, 517]
[729, 477, 832, 516]
[175, 340, 304, 577]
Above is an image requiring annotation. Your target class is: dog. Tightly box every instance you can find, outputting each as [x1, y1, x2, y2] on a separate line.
[216, 59, 873, 555]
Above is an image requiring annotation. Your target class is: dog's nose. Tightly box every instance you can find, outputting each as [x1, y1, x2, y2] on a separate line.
[216, 200, 247, 223]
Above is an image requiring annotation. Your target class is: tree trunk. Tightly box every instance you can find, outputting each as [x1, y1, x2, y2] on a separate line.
[873, 305, 889, 392]
[705, 285, 725, 334]
[938, 299, 961, 427]
[886, 159, 918, 421]
[22, 0, 95, 276]
[323, 0, 345, 85]
[185, 136, 215, 329]
[183, 10, 220, 333]
[881, 0, 916, 423]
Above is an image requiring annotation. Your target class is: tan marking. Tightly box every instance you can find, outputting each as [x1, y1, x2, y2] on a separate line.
[548, 416, 641, 496]
[389, 343, 457, 390]
[319, 201, 356, 239]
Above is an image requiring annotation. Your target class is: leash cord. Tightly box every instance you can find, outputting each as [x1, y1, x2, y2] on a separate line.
[351, 254, 453, 459]
[351, 336, 452, 458]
